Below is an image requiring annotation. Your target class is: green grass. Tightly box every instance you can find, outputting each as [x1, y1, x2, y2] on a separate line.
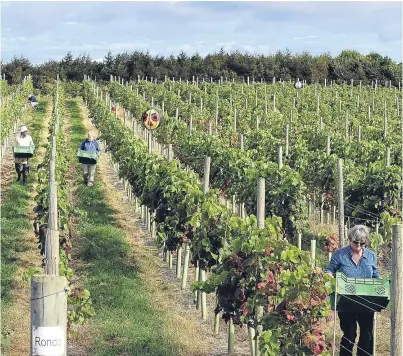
[67, 99, 184, 356]
[1, 102, 48, 352]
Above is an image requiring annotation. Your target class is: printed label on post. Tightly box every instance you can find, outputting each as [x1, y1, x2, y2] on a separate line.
[32, 326, 65, 356]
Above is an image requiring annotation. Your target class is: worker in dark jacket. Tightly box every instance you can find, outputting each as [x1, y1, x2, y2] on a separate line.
[28, 94, 38, 109]
[79, 131, 101, 187]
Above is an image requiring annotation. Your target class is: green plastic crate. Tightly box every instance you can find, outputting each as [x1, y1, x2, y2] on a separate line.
[13, 145, 35, 158]
[76, 149, 99, 164]
[329, 272, 391, 312]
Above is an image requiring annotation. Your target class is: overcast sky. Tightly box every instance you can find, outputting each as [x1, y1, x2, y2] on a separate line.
[1, 1, 402, 64]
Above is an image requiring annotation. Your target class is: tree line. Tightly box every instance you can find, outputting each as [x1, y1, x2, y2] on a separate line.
[2, 48, 402, 88]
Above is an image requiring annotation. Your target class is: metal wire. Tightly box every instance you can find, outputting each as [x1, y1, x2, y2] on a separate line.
[31, 287, 69, 301]
[354, 294, 388, 311]
[344, 202, 380, 219]
[339, 294, 378, 313]
[339, 341, 373, 356]
[344, 215, 377, 223]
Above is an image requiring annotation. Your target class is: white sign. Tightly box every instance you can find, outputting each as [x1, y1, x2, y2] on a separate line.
[32, 326, 65, 356]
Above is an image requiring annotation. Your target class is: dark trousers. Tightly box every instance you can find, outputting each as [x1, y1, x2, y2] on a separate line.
[15, 163, 30, 182]
[338, 312, 374, 356]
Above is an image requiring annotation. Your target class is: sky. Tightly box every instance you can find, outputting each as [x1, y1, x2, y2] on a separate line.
[1, 1, 402, 64]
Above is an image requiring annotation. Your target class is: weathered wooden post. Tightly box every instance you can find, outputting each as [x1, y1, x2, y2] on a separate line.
[254, 177, 265, 356]
[197, 156, 211, 320]
[391, 224, 403, 355]
[326, 136, 331, 155]
[311, 239, 316, 267]
[46, 137, 59, 275]
[31, 276, 68, 356]
[31, 113, 67, 356]
[239, 133, 244, 151]
[386, 148, 391, 167]
[337, 159, 345, 246]
[278, 146, 283, 169]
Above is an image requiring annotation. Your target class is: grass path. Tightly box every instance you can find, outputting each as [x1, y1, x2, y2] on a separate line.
[66, 98, 238, 356]
[1, 101, 52, 355]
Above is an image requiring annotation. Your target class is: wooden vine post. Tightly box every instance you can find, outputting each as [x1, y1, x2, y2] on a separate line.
[46, 135, 60, 275]
[253, 177, 266, 356]
[31, 79, 68, 356]
[337, 159, 345, 247]
[391, 225, 403, 355]
[278, 146, 283, 169]
[180, 154, 193, 290]
[199, 156, 211, 321]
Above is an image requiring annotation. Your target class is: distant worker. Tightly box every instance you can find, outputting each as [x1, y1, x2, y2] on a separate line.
[28, 94, 38, 109]
[79, 131, 101, 187]
[325, 225, 380, 356]
[14, 125, 35, 184]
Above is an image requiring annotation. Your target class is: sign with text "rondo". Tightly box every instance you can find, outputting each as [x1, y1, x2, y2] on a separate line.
[32, 326, 65, 356]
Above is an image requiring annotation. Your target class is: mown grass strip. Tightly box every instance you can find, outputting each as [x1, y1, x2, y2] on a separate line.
[67, 99, 185, 356]
[1, 102, 48, 352]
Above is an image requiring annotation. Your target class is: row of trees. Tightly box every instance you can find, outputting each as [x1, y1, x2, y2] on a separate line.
[2, 48, 402, 88]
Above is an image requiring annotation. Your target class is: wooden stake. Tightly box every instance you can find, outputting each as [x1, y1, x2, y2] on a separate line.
[176, 247, 182, 278]
[278, 146, 283, 169]
[391, 224, 403, 356]
[311, 239, 316, 267]
[228, 316, 235, 355]
[337, 159, 345, 247]
[181, 243, 190, 289]
[254, 178, 265, 355]
[31, 275, 68, 356]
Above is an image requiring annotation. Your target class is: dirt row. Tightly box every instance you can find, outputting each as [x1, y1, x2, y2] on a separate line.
[5, 102, 53, 356]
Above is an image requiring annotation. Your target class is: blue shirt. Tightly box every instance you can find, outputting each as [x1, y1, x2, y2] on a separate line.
[28, 95, 37, 102]
[80, 139, 101, 154]
[325, 245, 380, 278]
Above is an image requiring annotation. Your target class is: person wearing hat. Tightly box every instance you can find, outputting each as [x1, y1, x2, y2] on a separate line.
[15, 125, 35, 184]
[28, 94, 38, 109]
[79, 131, 101, 187]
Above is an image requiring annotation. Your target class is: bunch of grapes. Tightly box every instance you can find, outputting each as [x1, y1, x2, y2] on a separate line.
[303, 322, 327, 355]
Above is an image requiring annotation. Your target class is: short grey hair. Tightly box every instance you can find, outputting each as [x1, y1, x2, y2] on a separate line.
[348, 225, 370, 245]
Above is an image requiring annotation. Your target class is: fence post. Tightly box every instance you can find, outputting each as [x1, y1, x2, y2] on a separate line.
[31, 276, 68, 356]
[337, 159, 345, 247]
[253, 177, 266, 356]
[200, 156, 211, 321]
[391, 224, 403, 355]
[46, 138, 59, 275]
[278, 146, 283, 169]
[31, 92, 66, 355]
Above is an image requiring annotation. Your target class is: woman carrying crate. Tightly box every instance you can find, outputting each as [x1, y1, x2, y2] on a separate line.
[14, 125, 35, 184]
[325, 225, 381, 356]
[78, 131, 101, 187]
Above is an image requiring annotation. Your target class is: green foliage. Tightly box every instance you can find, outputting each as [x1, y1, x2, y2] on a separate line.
[109, 81, 309, 241]
[21, 266, 44, 283]
[32, 84, 95, 334]
[196, 215, 333, 355]
[1, 78, 33, 143]
[84, 79, 335, 354]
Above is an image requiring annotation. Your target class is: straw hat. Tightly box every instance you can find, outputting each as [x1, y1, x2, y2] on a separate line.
[20, 125, 28, 133]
